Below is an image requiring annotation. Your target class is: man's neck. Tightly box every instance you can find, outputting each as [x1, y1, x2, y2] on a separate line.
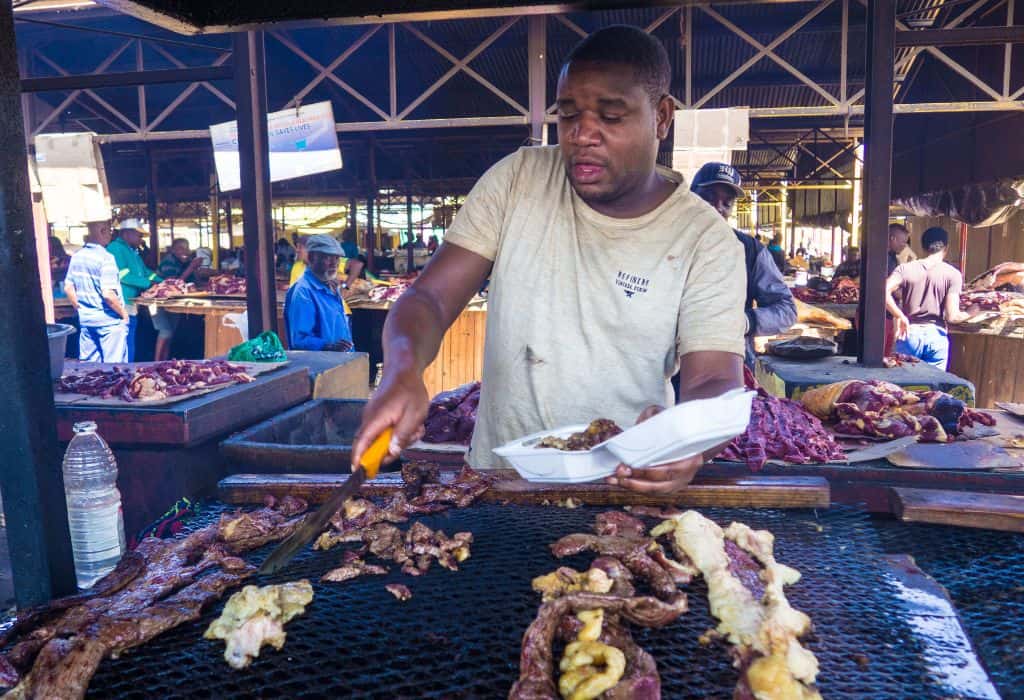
[583, 169, 676, 219]
[924, 251, 946, 265]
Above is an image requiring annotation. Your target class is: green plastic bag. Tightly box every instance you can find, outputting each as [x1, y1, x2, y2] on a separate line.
[227, 330, 287, 363]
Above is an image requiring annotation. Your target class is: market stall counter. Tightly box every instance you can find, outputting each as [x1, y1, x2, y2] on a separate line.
[143, 296, 287, 358]
[949, 322, 1024, 408]
[756, 354, 976, 403]
[54, 360, 310, 535]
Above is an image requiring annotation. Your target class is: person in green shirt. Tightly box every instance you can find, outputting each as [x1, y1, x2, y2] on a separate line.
[107, 219, 160, 361]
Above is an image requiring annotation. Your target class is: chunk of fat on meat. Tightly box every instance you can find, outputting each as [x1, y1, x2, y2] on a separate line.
[203, 580, 314, 670]
[724, 522, 816, 685]
[669, 512, 764, 648]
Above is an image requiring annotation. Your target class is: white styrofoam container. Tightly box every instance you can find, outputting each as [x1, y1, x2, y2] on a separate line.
[492, 424, 622, 483]
[493, 389, 756, 483]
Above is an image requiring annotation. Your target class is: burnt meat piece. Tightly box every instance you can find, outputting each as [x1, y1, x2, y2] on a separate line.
[509, 592, 686, 699]
[594, 511, 647, 538]
[550, 534, 678, 600]
[401, 462, 441, 498]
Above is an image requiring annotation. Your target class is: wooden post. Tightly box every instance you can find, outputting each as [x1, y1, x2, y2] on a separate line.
[146, 146, 159, 259]
[233, 31, 275, 337]
[858, 0, 896, 366]
[210, 170, 220, 270]
[0, 0, 76, 606]
[527, 15, 547, 146]
[406, 190, 414, 273]
[958, 221, 969, 272]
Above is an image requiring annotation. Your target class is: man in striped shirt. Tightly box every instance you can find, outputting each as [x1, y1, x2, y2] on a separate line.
[63, 220, 129, 363]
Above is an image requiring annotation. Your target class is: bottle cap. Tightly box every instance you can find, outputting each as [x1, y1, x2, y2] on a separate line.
[72, 421, 98, 434]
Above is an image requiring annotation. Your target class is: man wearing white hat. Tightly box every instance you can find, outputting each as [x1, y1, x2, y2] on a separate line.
[283, 234, 354, 352]
[107, 218, 161, 361]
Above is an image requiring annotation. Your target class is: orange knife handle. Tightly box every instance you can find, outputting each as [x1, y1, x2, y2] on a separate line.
[359, 427, 393, 480]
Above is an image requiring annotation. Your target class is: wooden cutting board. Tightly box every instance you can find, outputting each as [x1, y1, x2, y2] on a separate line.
[886, 442, 1024, 470]
[218, 471, 830, 509]
[891, 487, 1024, 532]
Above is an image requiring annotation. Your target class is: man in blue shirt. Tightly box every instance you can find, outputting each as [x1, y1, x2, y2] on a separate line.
[63, 220, 130, 362]
[690, 162, 797, 368]
[284, 234, 354, 352]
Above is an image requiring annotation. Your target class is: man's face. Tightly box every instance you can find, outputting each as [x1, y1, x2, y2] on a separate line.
[91, 223, 112, 246]
[889, 228, 909, 253]
[556, 61, 672, 206]
[308, 251, 340, 281]
[172, 242, 191, 263]
[120, 229, 143, 249]
[697, 183, 737, 220]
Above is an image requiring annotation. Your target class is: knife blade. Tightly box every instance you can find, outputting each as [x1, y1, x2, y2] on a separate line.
[257, 428, 393, 576]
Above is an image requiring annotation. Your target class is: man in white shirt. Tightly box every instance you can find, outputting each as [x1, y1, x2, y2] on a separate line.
[353, 26, 746, 494]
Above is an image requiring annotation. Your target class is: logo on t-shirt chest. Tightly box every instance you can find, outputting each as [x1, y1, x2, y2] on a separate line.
[615, 270, 650, 298]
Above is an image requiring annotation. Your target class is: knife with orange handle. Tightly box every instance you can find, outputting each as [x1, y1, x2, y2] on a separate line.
[258, 428, 393, 575]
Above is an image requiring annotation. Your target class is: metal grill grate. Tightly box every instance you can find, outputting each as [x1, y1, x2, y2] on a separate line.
[875, 518, 1024, 698]
[85, 505, 990, 699]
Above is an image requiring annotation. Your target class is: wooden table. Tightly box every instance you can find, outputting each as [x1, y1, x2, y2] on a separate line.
[949, 321, 1024, 408]
[144, 296, 287, 358]
[55, 364, 310, 535]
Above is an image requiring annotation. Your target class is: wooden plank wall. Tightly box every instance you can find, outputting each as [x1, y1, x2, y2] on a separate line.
[422, 308, 486, 397]
[903, 209, 1024, 282]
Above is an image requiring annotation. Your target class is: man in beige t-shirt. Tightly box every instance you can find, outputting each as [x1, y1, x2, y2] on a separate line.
[352, 26, 746, 494]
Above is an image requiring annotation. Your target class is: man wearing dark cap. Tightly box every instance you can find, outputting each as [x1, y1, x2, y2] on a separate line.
[691, 162, 796, 367]
[885, 226, 968, 369]
[354, 25, 747, 494]
[283, 234, 354, 352]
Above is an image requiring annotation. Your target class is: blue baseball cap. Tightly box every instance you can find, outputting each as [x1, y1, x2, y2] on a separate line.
[690, 162, 745, 199]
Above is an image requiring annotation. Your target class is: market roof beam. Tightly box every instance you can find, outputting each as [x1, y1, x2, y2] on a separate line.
[895, 25, 1024, 47]
[20, 64, 232, 91]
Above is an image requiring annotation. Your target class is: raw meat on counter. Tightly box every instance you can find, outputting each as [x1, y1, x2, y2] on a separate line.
[207, 274, 247, 295]
[368, 281, 411, 303]
[422, 381, 481, 445]
[57, 359, 254, 402]
[139, 278, 196, 299]
[720, 368, 846, 470]
[792, 276, 859, 304]
[801, 379, 996, 442]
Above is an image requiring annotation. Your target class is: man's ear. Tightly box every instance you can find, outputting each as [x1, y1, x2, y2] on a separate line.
[655, 95, 675, 141]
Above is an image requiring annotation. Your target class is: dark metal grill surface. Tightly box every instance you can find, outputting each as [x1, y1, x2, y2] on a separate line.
[85, 504, 990, 699]
[874, 518, 1024, 698]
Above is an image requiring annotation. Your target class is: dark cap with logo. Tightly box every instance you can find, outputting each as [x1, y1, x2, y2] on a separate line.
[689, 162, 744, 199]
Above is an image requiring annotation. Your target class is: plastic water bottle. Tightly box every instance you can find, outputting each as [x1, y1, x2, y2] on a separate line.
[62, 422, 125, 589]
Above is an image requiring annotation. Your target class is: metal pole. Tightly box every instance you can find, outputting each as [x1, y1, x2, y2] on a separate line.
[146, 146, 159, 258]
[225, 196, 233, 248]
[349, 195, 356, 233]
[527, 15, 546, 145]
[210, 170, 220, 270]
[406, 190, 414, 273]
[858, 0, 896, 367]
[366, 190, 376, 273]
[958, 221, 969, 273]
[233, 31, 275, 337]
[0, 0, 76, 607]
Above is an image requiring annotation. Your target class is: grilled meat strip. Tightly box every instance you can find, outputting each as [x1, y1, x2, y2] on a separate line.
[1, 499, 306, 694]
[550, 534, 681, 599]
[8, 568, 254, 700]
[509, 592, 686, 699]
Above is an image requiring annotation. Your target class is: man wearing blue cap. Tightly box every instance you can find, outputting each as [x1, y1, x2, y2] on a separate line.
[885, 226, 967, 370]
[690, 162, 796, 367]
[284, 234, 354, 352]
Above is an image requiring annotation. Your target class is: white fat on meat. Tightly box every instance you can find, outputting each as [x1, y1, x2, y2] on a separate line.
[654, 513, 821, 700]
[204, 580, 314, 669]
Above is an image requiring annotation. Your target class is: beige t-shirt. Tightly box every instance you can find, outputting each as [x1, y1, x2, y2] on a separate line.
[444, 146, 746, 469]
